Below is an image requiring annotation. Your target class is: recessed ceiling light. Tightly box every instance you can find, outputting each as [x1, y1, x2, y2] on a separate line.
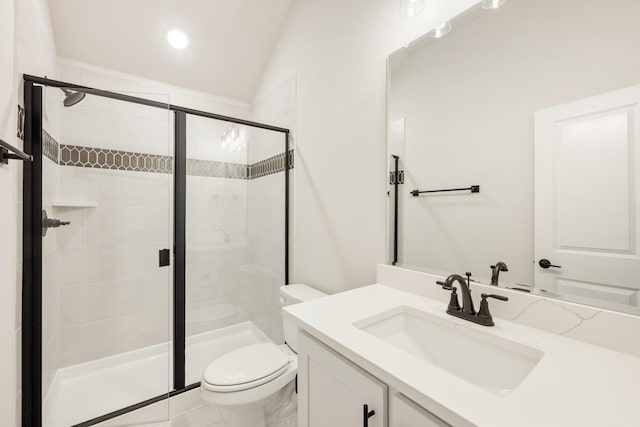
[166, 28, 189, 50]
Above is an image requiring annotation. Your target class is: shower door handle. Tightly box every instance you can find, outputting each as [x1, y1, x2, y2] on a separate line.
[159, 249, 170, 267]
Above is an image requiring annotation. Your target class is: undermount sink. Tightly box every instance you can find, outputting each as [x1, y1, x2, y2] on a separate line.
[354, 306, 544, 396]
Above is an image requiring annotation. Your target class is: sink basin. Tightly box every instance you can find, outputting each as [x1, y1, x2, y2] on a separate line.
[354, 306, 544, 396]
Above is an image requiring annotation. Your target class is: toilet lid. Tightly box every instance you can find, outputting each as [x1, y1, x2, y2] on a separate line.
[202, 342, 290, 392]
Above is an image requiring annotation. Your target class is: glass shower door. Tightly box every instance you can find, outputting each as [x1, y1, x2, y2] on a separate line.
[184, 114, 288, 386]
[40, 86, 172, 426]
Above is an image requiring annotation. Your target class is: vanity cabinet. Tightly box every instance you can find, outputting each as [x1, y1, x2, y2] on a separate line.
[298, 331, 453, 427]
[391, 393, 451, 427]
[298, 331, 388, 427]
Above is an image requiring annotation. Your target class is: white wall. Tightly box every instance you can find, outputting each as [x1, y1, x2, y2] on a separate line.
[0, 0, 17, 423]
[254, 0, 478, 294]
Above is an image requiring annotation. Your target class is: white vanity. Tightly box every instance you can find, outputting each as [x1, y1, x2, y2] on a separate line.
[284, 283, 640, 427]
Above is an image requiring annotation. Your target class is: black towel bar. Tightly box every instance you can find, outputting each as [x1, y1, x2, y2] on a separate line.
[411, 185, 479, 197]
[0, 138, 32, 163]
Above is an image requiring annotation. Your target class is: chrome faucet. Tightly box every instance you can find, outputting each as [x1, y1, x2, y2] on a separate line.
[437, 272, 508, 326]
[490, 262, 509, 286]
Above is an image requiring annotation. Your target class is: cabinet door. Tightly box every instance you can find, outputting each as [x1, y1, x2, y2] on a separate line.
[391, 393, 450, 427]
[298, 331, 387, 427]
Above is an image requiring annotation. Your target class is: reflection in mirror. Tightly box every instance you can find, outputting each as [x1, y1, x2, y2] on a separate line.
[387, 0, 640, 314]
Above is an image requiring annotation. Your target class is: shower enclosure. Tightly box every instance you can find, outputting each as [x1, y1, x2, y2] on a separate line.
[21, 75, 290, 426]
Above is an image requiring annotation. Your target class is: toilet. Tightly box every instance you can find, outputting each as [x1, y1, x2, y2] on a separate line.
[200, 284, 327, 427]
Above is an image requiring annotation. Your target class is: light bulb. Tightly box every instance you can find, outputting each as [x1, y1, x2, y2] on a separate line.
[482, 0, 508, 10]
[430, 21, 451, 39]
[400, 0, 425, 18]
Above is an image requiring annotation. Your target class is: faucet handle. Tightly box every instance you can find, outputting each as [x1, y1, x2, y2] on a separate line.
[477, 293, 508, 326]
[482, 293, 508, 302]
[436, 280, 452, 290]
[465, 272, 472, 287]
[436, 281, 460, 310]
[478, 294, 509, 326]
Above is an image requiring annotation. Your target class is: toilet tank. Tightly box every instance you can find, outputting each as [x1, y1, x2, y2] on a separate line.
[280, 284, 327, 352]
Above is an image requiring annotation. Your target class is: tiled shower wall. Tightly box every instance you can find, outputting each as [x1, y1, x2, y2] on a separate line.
[41, 90, 62, 397]
[51, 90, 172, 367]
[185, 115, 291, 344]
[185, 115, 250, 338]
[44, 85, 294, 368]
[34, 61, 294, 377]
[54, 169, 172, 366]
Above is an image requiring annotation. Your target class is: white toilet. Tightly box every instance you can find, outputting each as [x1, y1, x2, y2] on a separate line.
[200, 284, 327, 427]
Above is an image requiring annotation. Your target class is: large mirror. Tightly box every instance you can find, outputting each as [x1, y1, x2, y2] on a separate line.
[387, 0, 640, 314]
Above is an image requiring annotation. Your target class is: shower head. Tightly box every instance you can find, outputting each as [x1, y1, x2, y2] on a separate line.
[60, 88, 86, 107]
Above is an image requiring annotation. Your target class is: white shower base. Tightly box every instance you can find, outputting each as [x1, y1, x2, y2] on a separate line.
[44, 322, 271, 427]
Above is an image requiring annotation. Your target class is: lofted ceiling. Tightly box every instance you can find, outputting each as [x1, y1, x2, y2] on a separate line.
[47, 0, 292, 102]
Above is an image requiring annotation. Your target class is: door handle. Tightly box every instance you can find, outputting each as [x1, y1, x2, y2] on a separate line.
[363, 404, 375, 427]
[539, 259, 561, 269]
[159, 249, 171, 267]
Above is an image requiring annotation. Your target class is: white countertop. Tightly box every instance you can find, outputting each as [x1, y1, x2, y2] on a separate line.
[284, 284, 640, 427]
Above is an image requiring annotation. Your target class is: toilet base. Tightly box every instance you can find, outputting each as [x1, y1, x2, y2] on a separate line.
[220, 406, 265, 427]
[216, 381, 297, 427]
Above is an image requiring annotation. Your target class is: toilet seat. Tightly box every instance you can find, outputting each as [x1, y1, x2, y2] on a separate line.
[202, 342, 290, 393]
[200, 343, 298, 407]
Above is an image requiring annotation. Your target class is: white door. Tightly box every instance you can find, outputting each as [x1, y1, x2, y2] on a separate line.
[298, 331, 387, 427]
[534, 84, 640, 314]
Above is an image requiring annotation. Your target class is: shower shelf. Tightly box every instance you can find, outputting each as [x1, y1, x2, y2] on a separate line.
[52, 201, 98, 208]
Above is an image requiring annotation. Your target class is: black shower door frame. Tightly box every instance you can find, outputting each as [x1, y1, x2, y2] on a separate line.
[21, 74, 291, 427]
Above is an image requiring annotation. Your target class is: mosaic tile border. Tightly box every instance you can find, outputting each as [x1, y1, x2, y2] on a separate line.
[42, 130, 59, 164]
[60, 145, 173, 174]
[187, 159, 248, 179]
[58, 144, 294, 179]
[250, 150, 294, 179]
[288, 149, 294, 170]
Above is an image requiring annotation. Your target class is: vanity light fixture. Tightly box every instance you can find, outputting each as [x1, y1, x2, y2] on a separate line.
[429, 21, 451, 39]
[166, 28, 189, 50]
[482, 0, 508, 10]
[400, 0, 425, 18]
